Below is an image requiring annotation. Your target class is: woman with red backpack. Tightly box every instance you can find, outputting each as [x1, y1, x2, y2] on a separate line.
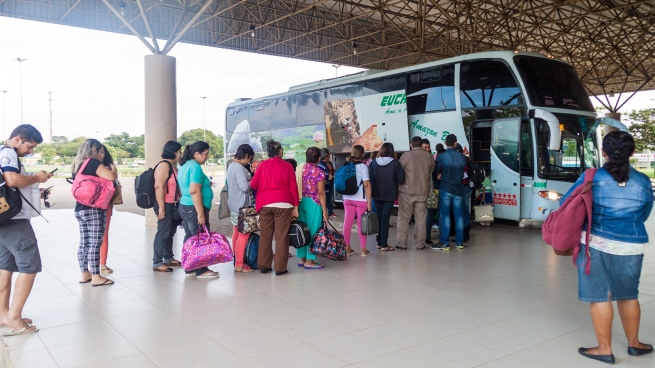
[72, 139, 117, 287]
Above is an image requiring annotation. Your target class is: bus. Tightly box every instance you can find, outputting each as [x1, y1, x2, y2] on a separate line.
[224, 50, 627, 225]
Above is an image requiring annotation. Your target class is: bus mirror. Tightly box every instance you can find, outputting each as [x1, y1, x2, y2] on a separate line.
[533, 109, 561, 151]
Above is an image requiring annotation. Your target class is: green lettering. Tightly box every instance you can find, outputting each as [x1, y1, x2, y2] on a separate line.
[400, 94, 406, 104]
[381, 96, 389, 106]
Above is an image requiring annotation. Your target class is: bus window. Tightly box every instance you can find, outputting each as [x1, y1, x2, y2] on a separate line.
[520, 120, 533, 177]
[329, 83, 363, 101]
[407, 65, 456, 114]
[297, 90, 327, 126]
[460, 60, 522, 109]
[248, 101, 271, 131]
[270, 96, 297, 129]
[514, 56, 594, 111]
[363, 75, 406, 96]
[492, 119, 520, 172]
[227, 105, 248, 133]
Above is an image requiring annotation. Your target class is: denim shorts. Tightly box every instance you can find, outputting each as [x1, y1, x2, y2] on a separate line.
[577, 244, 643, 302]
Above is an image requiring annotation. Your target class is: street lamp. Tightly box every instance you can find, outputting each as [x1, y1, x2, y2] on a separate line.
[331, 64, 340, 78]
[200, 96, 207, 142]
[1, 90, 7, 139]
[15, 58, 26, 124]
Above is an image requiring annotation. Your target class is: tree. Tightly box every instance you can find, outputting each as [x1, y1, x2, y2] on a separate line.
[626, 108, 655, 152]
[104, 132, 145, 158]
[52, 136, 69, 144]
[178, 129, 224, 160]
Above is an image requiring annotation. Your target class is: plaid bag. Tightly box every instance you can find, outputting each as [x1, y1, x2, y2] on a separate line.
[309, 221, 347, 261]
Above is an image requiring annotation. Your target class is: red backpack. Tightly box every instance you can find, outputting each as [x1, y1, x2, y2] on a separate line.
[542, 168, 596, 274]
[71, 158, 115, 210]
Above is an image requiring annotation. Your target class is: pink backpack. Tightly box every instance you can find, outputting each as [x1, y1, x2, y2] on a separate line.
[542, 168, 596, 274]
[71, 158, 115, 210]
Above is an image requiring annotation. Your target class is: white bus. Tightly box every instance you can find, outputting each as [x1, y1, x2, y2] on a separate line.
[225, 50, 626, 224]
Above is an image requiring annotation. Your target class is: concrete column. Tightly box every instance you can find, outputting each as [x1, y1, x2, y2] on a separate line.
[144, 54, 177, 226]
[604, 112, 621, 134]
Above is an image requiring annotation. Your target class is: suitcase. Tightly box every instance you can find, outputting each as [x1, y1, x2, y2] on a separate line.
[360, 211, 379, 235]
[289, 220, 311, 248]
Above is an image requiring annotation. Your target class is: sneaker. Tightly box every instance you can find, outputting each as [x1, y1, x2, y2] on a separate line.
[456, 243, 465, 250]
[432, 224, 439, 229]
[431, 242, 450, 251]
[425, 239, 434, 245]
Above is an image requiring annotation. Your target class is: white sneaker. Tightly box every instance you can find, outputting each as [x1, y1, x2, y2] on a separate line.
[432, 224, 439, 229]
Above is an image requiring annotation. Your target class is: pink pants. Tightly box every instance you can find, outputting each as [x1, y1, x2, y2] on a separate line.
[343, 200, 368, 250]
[231, 226, 250, 269]
[100, 205, 112, 265]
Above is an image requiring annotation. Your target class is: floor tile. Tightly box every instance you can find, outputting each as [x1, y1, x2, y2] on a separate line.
[515, 340, 615, 368]
[244, 303, 317, 326]
[448, 301, 523, 322]
[78, 354, 158, 368]
[496, 313, 582, 339]
[122, 323, 207, 353]
[213, 326, 302, 358]
[188, 310, 267, 337]
[146, 339, 241, 368]
[353, 349, 452, 368]
[104, 309, 183, 335]
[456, 323, 548, 353]
[273, 315, 358, 343]
[246, 344, 347, 368]
[10, 348, 59, 368]
[411, 336, 507, 367]
[477, 355, 549, 368]
[48, 335, 140, 368]
[309, 331, 402, 364]
[38, 319, 120, 349]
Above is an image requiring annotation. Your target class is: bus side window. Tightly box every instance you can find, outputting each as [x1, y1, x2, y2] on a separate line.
[363, 75, 406, 96]
[270, 96, 297, 129]
[407, 65, 456, 115]
[297, 90, 327, 126]
[460, 60, 522, 109]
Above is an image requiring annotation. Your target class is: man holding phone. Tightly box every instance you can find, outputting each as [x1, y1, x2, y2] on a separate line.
[0, 124, 52, 336]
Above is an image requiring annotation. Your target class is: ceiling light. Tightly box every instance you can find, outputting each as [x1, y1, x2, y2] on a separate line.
[250, 24, 255, 38]
[119, 1, 126, 16]
[353, 40, 357, 55]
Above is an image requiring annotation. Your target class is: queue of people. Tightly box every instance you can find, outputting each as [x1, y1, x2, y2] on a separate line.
[1, 125, 652, 365]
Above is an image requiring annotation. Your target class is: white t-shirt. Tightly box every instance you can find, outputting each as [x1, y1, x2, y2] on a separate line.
[342, 162, 370, 202]
[0, 146, 33, 220]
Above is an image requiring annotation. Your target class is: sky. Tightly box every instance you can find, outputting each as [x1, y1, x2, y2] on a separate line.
[0, 16, 653, 143]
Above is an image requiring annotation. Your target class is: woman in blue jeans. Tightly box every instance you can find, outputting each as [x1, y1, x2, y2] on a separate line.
[370, 143, 404, 251]
[177, 141, 218, 278]
[561, 131, 653, 364]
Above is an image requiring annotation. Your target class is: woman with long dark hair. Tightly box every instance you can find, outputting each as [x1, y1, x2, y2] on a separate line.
[250, 140, 298, 275]
[296, 147, 328, 269]
[177, 141, 218, 278]
[370, 142, 404, 251]
[561, 131, 653, 364]
[72, 139, 117, 286]
[152, 140, 183, 272]
[342, 145, 373, 256]
[227, 144, 255, 273]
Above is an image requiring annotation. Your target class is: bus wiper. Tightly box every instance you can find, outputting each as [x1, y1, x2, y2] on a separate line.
[502, 93, 521, 105]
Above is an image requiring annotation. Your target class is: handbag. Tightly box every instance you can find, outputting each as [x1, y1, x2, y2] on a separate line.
[181, 225, 233, 271]
[309, 221, 347, 261]
[427, 189, 439, 209]
[218, 182, 230, 220]
[360, 211, 379, 235]
[473, 202, 494, 223]
[70, 158, 115, 210]
[289, 219, 311, 248]
[111, 179, 123, 205]
[237, 206, 260, 233]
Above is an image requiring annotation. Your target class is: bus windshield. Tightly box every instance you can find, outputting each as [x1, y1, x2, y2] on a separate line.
[514, 56, 594, 112]
[536, 114, 599, 182]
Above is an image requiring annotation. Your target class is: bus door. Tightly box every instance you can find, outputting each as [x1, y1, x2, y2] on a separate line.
[490, 117, 522, 221]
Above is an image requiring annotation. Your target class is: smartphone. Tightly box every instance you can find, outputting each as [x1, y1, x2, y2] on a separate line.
[49, 168, 58, 174]
[44, 186, 54, 191]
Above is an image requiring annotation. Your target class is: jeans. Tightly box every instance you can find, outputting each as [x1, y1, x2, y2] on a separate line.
[374, 200, 394, 247]
[153, 202, 178, 268]
[439, 191, 465, 245]
[463, 194, 471, 227]
[326, 190, 334, 216]
[178, 204, 210, 276]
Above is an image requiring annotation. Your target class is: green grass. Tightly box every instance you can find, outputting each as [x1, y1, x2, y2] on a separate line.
[25, 164, 225, 178]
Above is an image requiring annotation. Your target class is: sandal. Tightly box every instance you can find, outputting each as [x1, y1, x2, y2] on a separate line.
[100, 265, 113, 273]
[346, 248, 355, 255]
[361, 250, 370, 256]
[0, 317, 32, 328]
[1, 325, 39, 336]
[304, 263, 325, 269]
[153, 267, 173, 272]
[234, 267, 254, 273]
[380, 246, 395, 251]
[165, 260, 182, 267]
[92, 279, 114, 287]
[198, 270, 219, 279]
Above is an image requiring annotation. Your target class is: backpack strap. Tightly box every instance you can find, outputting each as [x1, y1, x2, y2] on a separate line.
[572, 168, 597, 274]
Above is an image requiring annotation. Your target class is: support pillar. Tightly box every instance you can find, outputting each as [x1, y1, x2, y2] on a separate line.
[604, 112, 621, 134]
[144, 55, 177, 226]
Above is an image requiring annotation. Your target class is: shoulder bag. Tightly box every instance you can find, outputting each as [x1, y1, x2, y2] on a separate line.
[237, 192, 259, 233]
[309, 221, 347, 261]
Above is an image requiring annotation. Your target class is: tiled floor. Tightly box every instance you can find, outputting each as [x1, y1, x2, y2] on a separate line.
[1, 209, 654, 368]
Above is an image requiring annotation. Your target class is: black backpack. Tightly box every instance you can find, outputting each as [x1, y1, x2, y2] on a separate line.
[0, 171, 23, 225]
[134, 161, 177, 209]
[467, 161, 486, 190]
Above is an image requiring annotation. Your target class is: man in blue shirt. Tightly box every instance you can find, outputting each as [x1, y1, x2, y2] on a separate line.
[432, 134, 466, 250]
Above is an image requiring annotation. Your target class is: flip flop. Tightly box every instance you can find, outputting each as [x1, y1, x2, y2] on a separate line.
[380, 247, 395, 252]
[1, 325, 38, 336]
[153, 267, 173, 272]
[0, 317, 32, 328]
[100, 266, 113, 273]
[79, 279, 92, 284]
[165, 260, 182, 267]
[92, 279, 114, 287]
[197, 271, 219, 279]
[304, 263, 324, 269]
[234, 267, 254, 273]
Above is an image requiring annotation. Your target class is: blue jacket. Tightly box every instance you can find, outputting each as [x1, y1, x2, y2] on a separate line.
[560, 167, 653, 243]
[435, 148, 466, 196]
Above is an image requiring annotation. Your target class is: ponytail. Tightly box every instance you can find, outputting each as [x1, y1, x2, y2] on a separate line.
[602, 131, 634, 183]
[180, 141, 210, 166]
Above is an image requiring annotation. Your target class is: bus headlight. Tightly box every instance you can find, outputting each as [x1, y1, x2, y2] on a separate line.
[538, 191, 563, 201]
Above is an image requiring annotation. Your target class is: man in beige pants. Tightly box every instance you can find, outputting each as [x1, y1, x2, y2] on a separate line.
[396, 136, 435, 250]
